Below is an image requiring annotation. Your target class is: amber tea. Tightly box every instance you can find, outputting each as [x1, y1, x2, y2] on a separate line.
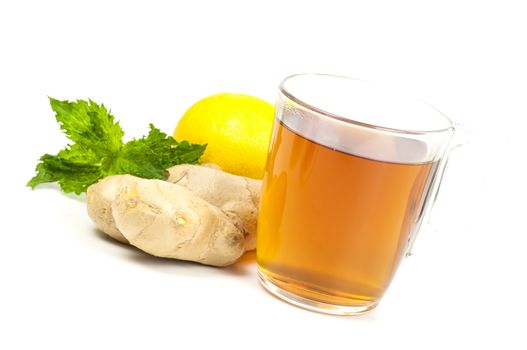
[257, 121, 438, 310]
[257, 74, 454, 315]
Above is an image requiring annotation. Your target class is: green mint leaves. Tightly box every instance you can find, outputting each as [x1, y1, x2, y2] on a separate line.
[27, 98, 206, 194]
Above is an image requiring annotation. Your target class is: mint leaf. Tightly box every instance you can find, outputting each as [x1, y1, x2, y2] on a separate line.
[28, 98, 206, 194]
[27, 153, 102, 194]
[49, 98, 124, 155]
[117, 124, 206, 179]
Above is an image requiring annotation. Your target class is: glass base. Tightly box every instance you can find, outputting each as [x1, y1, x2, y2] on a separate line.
[257, 268, 379, 316]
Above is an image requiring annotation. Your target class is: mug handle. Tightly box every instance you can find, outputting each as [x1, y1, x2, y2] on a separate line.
[405, 123, 473, 256]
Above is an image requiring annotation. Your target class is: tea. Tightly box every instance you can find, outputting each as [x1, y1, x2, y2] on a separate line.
[257, 121, 437, 309]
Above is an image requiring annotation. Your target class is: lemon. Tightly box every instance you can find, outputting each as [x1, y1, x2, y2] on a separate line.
[174, 93, 275, 179]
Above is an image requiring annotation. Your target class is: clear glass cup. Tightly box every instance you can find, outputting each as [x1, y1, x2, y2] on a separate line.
[256, 74, 455, 315]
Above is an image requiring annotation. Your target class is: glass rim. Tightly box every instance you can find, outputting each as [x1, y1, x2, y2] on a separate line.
[279, 73, 455, 135]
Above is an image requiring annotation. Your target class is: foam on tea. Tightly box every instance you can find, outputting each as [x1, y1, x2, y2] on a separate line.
[279, 74, 451, 164]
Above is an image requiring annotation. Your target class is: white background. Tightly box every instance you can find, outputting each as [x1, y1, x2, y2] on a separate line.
[1, 1, 526, 349]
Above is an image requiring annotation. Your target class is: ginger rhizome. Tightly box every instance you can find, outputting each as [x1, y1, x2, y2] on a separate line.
[87, 175, 137, 243]
[166, 164, 261, 250]
[86, 165, 262, 266]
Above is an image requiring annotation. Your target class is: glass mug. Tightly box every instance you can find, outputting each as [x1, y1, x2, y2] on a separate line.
[256, 74, 455, 315]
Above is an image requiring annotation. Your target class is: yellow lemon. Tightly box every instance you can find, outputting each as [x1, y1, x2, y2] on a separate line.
[174, 93, 275, 179]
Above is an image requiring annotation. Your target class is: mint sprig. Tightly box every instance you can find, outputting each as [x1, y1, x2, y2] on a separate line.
[28, 98, 206, 194]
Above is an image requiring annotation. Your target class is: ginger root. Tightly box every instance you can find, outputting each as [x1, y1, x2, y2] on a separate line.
[112, 179, 245, 266]
[166, 164, 261, 250]
[86, 166, 262, 266]
[86, 175, 138, 243]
